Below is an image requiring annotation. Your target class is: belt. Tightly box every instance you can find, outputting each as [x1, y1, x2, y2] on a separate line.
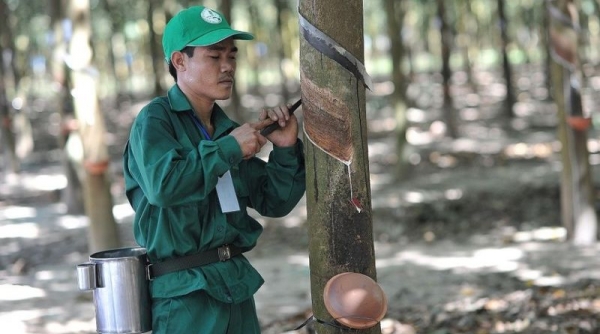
[146, 245, 243, 280]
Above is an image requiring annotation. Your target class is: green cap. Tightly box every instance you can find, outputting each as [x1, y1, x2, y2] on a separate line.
[162, 6, 254, 63]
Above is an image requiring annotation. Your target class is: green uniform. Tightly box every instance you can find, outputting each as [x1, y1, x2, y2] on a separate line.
[123, 84, 306, 333]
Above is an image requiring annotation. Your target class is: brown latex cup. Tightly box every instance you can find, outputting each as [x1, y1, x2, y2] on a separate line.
[323, 272, 388, 329]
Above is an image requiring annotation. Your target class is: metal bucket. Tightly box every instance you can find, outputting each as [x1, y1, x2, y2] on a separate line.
[77, 247, 152, 334]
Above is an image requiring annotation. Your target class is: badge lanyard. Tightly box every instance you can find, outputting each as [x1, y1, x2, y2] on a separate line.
[189, 112, 240, 213]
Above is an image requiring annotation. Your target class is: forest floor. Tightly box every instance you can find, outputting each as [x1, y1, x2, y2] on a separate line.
[2, 65, 600, 333]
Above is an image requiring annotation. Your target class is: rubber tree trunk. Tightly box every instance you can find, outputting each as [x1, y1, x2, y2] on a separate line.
[147, 0, 165, 96]
[67, 0, 120, 253]
[299, 0, 381, 333]
[49, 0, 85, 214]
[547, 0, 597, 245]
[0, 0, 21, 89]
[100, 0, 120, 96]
[246, 2, 262, 94]
[219, 0, 244, 121]
[384, 0, 411, 180]
[274, 0, 291, 103]
[0, 0, 19, 173]
[497, 0, 516, 117]
[458, 0, 476, 90]
[436, 0, 458, 138]
[543, 0, 553, 93]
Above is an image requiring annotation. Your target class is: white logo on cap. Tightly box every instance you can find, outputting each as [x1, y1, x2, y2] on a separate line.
[201, 8, 222, 24]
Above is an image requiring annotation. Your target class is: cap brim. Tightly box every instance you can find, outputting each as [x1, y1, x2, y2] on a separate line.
[187, 29, 254, 47]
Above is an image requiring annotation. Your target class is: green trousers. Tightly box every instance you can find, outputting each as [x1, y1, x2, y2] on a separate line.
[151, 290, 261, 333]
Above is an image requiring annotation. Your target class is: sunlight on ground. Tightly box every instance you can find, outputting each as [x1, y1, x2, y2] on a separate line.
[377, 246, 524, 273]
[0, 206, 37, 220]
[284, 231, 575, 287]
[0, 310, 40, 334]
[0, 308, 96, 334]
[369, 173, 394, 188]
[368, 116, 396, 133]
[112, 202, 135, 221]
[504, 142, 556, 159]
[376, 227, 577, 288]
[0, 203, 94, 236]
[29, 174, 68, 191]
[512, 227, 567, 242]
[287, 254, 310, 267]
[0, 265, 98, 334]
[44, 318, 96, 334]
[0, 201, 133, 237]
[403, 191, 425, 203]
[0, 284, 46, 301]
[282, 214, 304, 228]
[2, 172, 67, 192]
[57, 214, 89, 229]
[0, 204, 91, 236]
[0, 222, 39, 238]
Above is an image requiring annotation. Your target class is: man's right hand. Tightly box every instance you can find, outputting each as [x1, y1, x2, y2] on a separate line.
[229, 121, 270, 160]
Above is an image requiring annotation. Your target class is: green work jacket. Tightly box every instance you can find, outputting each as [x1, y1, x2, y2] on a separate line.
[123, 84, 306, 304]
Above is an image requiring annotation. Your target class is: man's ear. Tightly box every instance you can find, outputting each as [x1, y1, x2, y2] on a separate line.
[170, 51, 185, 72]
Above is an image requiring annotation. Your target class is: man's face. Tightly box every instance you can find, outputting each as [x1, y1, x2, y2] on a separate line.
[177, 38, 238, 102]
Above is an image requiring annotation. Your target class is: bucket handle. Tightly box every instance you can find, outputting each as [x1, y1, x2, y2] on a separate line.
[77, 262, 98, 290]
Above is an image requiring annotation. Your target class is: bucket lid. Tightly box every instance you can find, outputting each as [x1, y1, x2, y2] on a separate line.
[323, 272, 388, 329]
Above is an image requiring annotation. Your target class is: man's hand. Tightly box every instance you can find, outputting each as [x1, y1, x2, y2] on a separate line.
[230, 103, 299, 160]
[257, 103, 299, 147]
[229, 123, 268, 160]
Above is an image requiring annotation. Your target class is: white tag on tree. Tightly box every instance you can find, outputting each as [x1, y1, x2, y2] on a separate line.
[215, 171, 240, 213]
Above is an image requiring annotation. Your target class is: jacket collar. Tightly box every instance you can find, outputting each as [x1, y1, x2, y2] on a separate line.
[167, 84, 237, 138]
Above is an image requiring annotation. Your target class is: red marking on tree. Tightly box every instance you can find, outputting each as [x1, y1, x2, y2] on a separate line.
[350, 197, 363, 213]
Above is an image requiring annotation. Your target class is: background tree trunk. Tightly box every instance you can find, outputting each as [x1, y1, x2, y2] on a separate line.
[437, 0, 459, 138]
[219, 0, 244, 121]
[147, 0, 165, 97]
[459, 0, 477, 89]
[384, 0, 411, 179]
[67, 0, 120, 253]
[547, 0, 597, 245]
[299, 0, 381, 333]
[497, 0, 516, 117]
[0, 0, 19, 173]
[50, 0, 85, 214]
[275, 0, 291, 104]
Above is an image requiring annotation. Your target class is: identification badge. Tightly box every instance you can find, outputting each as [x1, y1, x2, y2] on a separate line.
[215, 171, 240, 213]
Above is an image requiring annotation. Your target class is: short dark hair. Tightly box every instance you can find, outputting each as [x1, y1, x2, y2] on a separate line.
[168, 46, 196, 81]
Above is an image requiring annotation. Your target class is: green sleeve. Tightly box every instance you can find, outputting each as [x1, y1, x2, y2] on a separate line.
[244, 140, 306, 217]
[126, 101, 243, 207]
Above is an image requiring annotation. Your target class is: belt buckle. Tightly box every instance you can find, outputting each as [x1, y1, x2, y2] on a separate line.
[218, 245, 231, 261]
[146, 264, 154, 281]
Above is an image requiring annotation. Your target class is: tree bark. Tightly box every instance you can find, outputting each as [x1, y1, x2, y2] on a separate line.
[49, 0, 85, 214]
[547, 0, 597, 245]
[437, 0, 458, 138]
[67, 0, 120, 253]
[246, 2, 261, 94]
[0, 0, 19, 173]
[219, 0, 244, 121]
[497, 0, 516, 117]
[299, 0, 381, 333]
[384, 0, 410, 179]
[147, 0, 165, 96]
[275, 0, 291, 103]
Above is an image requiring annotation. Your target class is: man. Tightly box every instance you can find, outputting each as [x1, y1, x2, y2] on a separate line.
[123, 6, 306, 333]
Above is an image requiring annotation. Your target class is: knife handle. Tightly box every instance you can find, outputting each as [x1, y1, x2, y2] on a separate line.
[260, 99, 302, 136]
